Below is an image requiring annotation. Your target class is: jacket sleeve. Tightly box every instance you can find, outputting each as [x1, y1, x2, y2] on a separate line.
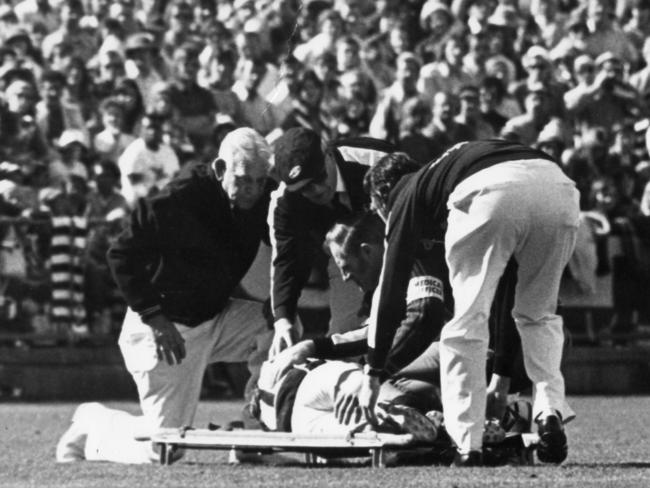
[268, 186, 319, 322]
[366, 189, 422, 373]
[382, 252, 446, 378]
[106, 197, 164, 318]
[312, 326, 369, 359]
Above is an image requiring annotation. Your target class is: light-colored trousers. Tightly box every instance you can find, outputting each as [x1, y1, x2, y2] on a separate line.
[439, 159, 580, 453]
[83, 299, 270, 463]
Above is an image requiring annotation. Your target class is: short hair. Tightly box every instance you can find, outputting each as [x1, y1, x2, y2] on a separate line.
[41, 70, 67, 87]
[215, 49, 237, 67]
[299, 69, 323, 90]
[174, 42, 200, 59]
[318, 8, 343, 29]
[363, 152, 421, 210]
[99, 96, 125, 114]
[218, 127, 271, 173]
[324, 212, 384, 257]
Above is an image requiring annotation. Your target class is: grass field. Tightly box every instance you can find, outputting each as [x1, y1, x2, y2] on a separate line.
[1, 397, 649, 488]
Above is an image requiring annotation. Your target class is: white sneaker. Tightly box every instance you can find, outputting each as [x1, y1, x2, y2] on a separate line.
[55, 403, 105, 462]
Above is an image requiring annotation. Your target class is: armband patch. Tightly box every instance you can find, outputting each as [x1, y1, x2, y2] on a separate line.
[406, 276, 443, 303]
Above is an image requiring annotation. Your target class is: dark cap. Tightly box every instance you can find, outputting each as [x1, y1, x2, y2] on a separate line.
[124, 32, 156, 52]
[274, 128, 326, 190]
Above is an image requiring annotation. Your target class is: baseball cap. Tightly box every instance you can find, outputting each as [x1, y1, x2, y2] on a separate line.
[274, 128, 326, 191]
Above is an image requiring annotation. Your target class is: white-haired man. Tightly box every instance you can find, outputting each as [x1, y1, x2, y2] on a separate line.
[56, 128, 273, 464]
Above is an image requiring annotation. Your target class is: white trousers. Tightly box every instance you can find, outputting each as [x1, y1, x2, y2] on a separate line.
[439, 159, 580, 453]
[84, 299, 269, 463]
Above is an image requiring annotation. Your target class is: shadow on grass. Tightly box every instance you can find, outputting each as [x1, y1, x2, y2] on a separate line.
[567, 462, 650, 469]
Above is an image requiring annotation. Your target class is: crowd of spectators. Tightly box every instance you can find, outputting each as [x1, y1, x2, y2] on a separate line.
[1, 0, 650, 341]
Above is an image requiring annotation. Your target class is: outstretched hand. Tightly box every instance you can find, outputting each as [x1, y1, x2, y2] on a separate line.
[146, 314, 186, 366]
[269, 318, 295, 358]
[267, 340, 315, 384]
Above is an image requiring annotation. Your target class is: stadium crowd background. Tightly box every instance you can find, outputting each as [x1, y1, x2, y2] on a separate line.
[1, 0, 649, 346]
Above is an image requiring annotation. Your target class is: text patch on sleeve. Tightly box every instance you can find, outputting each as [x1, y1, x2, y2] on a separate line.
[406, 276, 443, 303]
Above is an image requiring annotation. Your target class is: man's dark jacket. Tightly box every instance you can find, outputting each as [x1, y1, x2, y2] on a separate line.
[107, 164, 269, 326]
[269, 138, 393, 322]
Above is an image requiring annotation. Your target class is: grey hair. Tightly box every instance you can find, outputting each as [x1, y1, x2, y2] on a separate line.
[218, 127, 271, 172]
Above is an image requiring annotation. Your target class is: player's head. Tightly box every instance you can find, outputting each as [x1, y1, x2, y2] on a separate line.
[213, 127, 270, 210]
[364, 152, 421, 222]
[325, 212, 385, 293]
[273, 127, 337, 205]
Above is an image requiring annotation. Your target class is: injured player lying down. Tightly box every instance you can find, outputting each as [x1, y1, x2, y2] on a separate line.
[250, 212, 541, 447]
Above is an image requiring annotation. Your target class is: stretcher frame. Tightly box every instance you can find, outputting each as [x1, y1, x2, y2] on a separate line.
[144, 428, 539, 468]
[146, 428, 421, 467]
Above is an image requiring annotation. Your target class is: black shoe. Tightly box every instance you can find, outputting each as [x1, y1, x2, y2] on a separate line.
[536, 414, 568, 464]
[452, 450, 483, 467]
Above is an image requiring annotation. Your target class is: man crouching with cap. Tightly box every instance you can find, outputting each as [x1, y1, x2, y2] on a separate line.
[56, 128, 273, 464]
[268, 127, 394, 357]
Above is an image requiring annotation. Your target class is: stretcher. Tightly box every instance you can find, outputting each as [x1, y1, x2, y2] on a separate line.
[141, 428, 540, 468]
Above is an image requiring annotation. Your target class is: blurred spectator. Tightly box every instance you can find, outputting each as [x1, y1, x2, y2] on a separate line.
[293, 8, 344, 67]
[370, 52, 424, 144]
[234, 58, 280, 136]
[336, 36, 363, 74]
[117, 113, 180, 206]
[42, 0, 97, 62]
[454, 84, 495, 140]
[234, 30, 280, 99]
[3, 27, 43, 81]
[112, 78, 144, 135]
[416, 1, 457, 64]
[423, 91, 473, 158]
[267, 54, 303, 123]
[36, 70, 86, 146]
[583, 0, 638, 66]
[207, 49, 244, 125]
[529, 0, 568, 49]
[123, 33, 164, 110]
[13, 0, 58, 33]
[49, 129, 90, 188]
[198, 21, 235, 89]
[463, 30, 489, 81]
[93, 97, 136, 163]
[168, 43, 216, 152]
[163, 1, 200, 59]
[622, 0, 650, 55]
[63, 57, 97, 122]
[418, 33, 475, 99]
[629, 37, 650, 100]
[479, 76, 509, 134]
[396, 97, 437, 165]
[565, 51, 641, 140]
[502, 83, 563, 146]
[361, 34, 395, 92]
[564, 127, 611, 208]
[93, 50, 126, 101]
[278, 69, 330, 142]
[511, 46, 567, 119]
